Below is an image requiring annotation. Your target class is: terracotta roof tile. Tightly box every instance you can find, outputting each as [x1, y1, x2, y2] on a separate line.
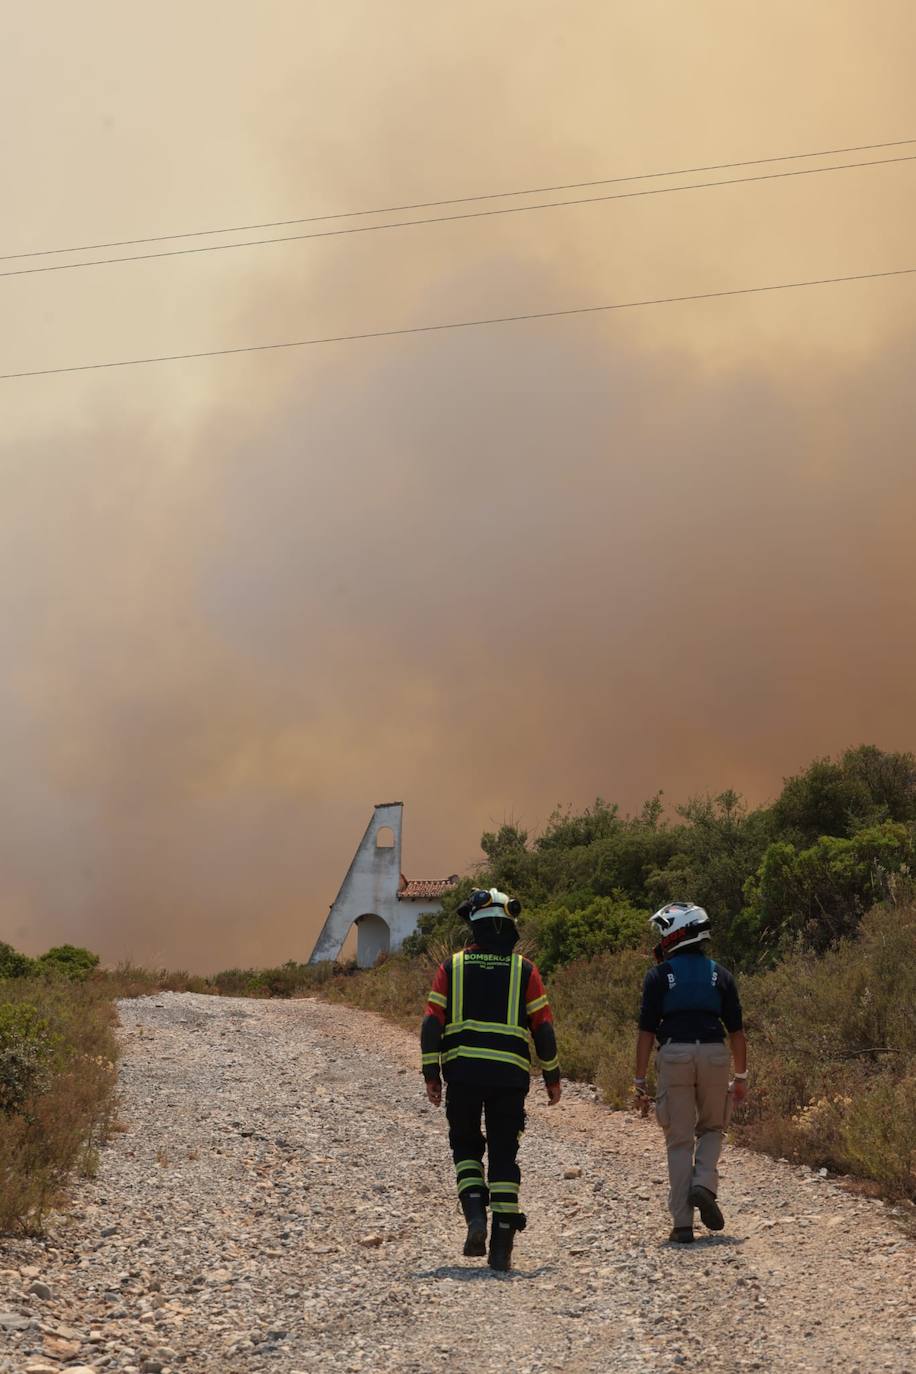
[398, 874, 460, 901]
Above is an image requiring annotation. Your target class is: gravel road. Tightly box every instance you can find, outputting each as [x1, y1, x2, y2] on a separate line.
[1, 992, 913, 1374]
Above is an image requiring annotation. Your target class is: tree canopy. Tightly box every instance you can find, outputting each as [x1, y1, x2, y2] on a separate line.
[407, 745, 916, 972]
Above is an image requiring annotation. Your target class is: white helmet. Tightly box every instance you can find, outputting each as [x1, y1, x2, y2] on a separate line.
[648, 901, 710, 955]
[461, 888, 522, 921]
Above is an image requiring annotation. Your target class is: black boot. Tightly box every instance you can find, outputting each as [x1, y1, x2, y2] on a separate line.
[488, 1213, 526, 1272]
[460, 1190, 488, 1257]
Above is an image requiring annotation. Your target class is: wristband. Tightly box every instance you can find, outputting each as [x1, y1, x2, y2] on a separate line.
[733, 1071, 748, 1080]
[633, 1077, 647, 1086]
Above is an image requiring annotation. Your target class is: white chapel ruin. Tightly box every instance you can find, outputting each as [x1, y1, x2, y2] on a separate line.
[308, 802, 458, 968]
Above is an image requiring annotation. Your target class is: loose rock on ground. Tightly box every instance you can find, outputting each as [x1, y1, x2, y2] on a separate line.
[1, 992, 913, 1372]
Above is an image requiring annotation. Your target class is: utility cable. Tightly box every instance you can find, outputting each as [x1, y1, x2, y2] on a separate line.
[3, 135, 915, 263]
[2, 265, 912, 381]
[2, 153, 914, 281]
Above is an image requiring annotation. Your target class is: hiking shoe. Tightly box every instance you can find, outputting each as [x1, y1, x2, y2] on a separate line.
[668, 1226, 695, 1244]
[460, 1191, 488, 1257]
[689, 1184, 725, 1231]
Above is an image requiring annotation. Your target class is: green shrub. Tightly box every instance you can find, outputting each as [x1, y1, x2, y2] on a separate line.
[839, 1072, 916, 1195]
[0, 942, 35, 979]
[0, 1003, 54, 1113]
[378, 745, 916, 972]
[256, 961, 321, 997]
[744, 823, 916, 952]
[736, 902, 916, 1196]
[37, 944, 101, 980]
[211, 967, 269, 996]
[100, 964, 218, 997]
[523, 896, 646, 974]
[547, 948, 650, 1101]
[408, 746, 916, 972]
[0, 977, 118, 1232]
[772, 745, 916, 844]
[208, 961, 334, 998]
[318, 955, 431, 1027]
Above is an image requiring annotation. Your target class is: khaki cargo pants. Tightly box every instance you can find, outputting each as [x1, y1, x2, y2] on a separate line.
[655, 1041, 732, 1229]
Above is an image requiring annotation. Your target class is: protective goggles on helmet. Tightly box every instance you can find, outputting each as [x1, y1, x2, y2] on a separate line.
[457, 888, 522, 920]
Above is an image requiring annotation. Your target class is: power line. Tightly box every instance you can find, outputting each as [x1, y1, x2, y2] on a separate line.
[4, 136, 915, 263]
[3, 265, 912, 382]
[2, 153, 914, 282]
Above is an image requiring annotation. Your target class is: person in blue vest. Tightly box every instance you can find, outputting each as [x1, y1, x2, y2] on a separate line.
[634, 902, 748, 1243]
[420, 888, 561, 1270]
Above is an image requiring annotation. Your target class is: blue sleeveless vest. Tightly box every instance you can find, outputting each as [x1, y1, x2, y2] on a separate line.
[661, 954, 723, 1018]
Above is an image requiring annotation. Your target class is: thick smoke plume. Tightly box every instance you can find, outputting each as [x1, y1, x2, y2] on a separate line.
[2, 4, 914, 967]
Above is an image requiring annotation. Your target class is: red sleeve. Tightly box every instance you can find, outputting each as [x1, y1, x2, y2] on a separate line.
[524, 962, 554, 1031]
[424, 961, 449, 1026]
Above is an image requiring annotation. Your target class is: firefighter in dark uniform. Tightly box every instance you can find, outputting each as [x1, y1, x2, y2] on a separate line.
[420, 888, 561, 1270]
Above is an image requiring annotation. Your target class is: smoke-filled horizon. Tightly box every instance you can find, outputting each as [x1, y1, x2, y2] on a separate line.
[2, 4, 915, 969]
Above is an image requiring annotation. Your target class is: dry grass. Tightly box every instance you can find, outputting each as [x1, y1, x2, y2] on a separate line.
[547, 948, 650, 1099]
[14, 898, 901, 1235]
[314, 957, 431, 1028]
[2, 911, 905, 1243]
[99, 963, 216, 999]
[740, 902, 916, 1196]
[0, 975, 119, 1233]
[290, 906, 916, 1203]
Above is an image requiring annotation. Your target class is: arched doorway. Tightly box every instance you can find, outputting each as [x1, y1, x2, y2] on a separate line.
[355, 913, 390, 968]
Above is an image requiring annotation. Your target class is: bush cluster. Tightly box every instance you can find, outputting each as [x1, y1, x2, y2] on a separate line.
[0, 973, 118, 1232]
[0, 941, 101, 982]
[0, 1003, 55, 1113]
[0, 942, 35, 980]
[740, 902, 916, 1195]
[212, 961, 321, 998]
[408, 745, 916, 972]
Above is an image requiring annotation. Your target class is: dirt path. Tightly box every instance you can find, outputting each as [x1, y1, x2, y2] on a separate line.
[1, 993, 913, 1373]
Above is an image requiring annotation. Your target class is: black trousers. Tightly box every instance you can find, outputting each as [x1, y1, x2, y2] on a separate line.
[445, 1083, 526, 1216]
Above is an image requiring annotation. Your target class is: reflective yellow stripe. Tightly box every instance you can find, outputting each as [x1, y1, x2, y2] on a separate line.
[489, 1182, 519, 1194]
[443, 1018, 528, 1042]
[421, 1053, 440, 1066]
[451, 951, 464, 1024]
[539, 1055, 559, 1072]
[442, 1045, 531, 1073]
[427, 991, 447, 1008]
[525, 994, 548, 1014]
[507, 952, 523, 1027]
[456, 1159, 485, 1195]
[491, 1200, 521, 1213]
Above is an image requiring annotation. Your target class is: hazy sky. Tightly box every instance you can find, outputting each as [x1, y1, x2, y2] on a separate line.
[2, 3, 915, 968]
